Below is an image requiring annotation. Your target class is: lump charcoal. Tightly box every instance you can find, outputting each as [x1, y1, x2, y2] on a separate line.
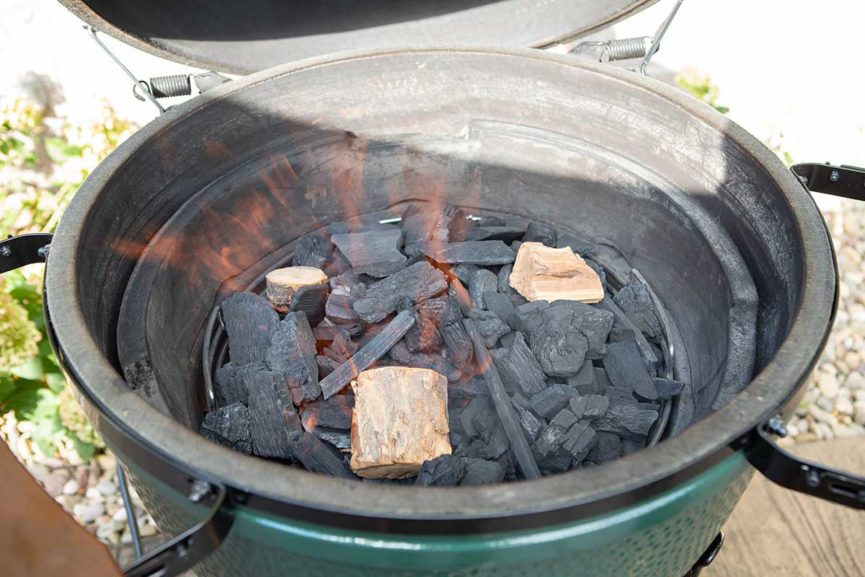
[533, 423, 566, 457]
[598, 297, 658, 367]
[288, 283, 328, 326]
[200, 403, 252, 454]
[529, 384, 577, 419]
[497, 450, 518, 482]
[475, 215, 506, 227]
[473, 427, 510, 461]
[329, 273, 366, 297]
[569, 394, 609, 420]
[416, 455, 466, 486]
[523, 222, 557, 247]
[513, 403, 545, 441]
[499, 331, 517, 349]
[302, 395, 354, 431]
[524, 302, 613, 376]
[453, 263, 479, 285]
[483, 292, 516, 328]
[622, 438, 645, 456]
[614, 281, 662, 339]
[266, 312, 321, 405]
[324, 330, 358, 362]
[315, 320, 362, 342]
[535, 447, 573, 474]
[586, 432, 623, 464]
[418, 241, 516, 266]
[316, 355, 341, 378]
[556, 232, 598, 258]
[653, 377, 686, 400]
[319, 310, 416, 399]
[469, 309, 510, 348]
[401, 204, 455, 246]
[560, 421, 597, 462]
[567, 361, 596, 394]
[448, 278, 473, 316]
[460, 395, 495, 440]
[390, 342, 458, 380]
[244, 371, 297, 459]
[468, 269, 498, 309]
[448, 377, 486, 407]
[550, 409, 579, 431]
[323, 249, 350, 277]
[510, 240, 522, 253]
[331, 229, 408, 278]
[605, 341, 658, 401]
[593, 367, 613, 390]
[313, 429, 352, 452]
[497, 264, 513, 294]
[292, 230, 333, 269]
[529, 320, 588, 378]
[213, 361, 263, 406]
[492, 332, 546, 396]
[326, 292, 360, 324]
[512, 301, 551, 336]
[293, 432, 355, 478]
[467, 226, 526, 243]
[595, 404, 659, 439]
[404, 305, 444, 353]
[439, 297, 473, 370]
[352, 262, 448, 323]
[221, 293, 279, 365]
[448, 208, 478, 242]
[464, 318, 541, 480]
[459, 458, 506, 486]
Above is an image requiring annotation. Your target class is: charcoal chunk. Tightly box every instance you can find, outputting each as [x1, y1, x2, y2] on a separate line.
[292, 230, 333, 269]
[605, 341, 658, 401]
[550, 409, 579, 431]
[614, 281, 662, 339]
[483, 292, 516, 327]
[221, 293, 279, 365]
[566, 361, 596, 395]
[560, 421, 597, 462]
[468, 269, 498, 309]
[302, 395, 354, 431]
[244, 371, 297, 459]
[586, 432, 623, 464]
[329, 273, 366, 297]
[467, 226, 525, 243]
[404, 304, 444, 353]
[448, 377, 486, 406]
[585, 258, 607, 291]
[459, 458, 506, 485]
[437, 296, 473, 370]
[512, 301, 551, 335]
[556, 233, 598, 257]
[288, 283, 328, 326]
[569, 394, 609, 420]
[316, 355, 341, 377]
[266, 312, 321, 405]
[452, 263, 479, 285]
[533, 423, 566, 457]
[523, 302, 613, 377]
[418, 241, 516, 265]
[326, 292, 360, 324]
[313, 429, 352, 451]
[497, 264, 513, 294]
[523, 222, 557, 247]
[448, 278, 473, 316]
[653, 377, 686, 400]
[401, 204, 455, 246]
[493, 332, 547, 396]
[513, 403, 545, 441]
[530, 385, 577, 419]
[352, 261, 448, 323]
[595, 404, 659, 438]
[201, 403, 252, 453]
[293, 432, 355, 479]
[388, 341, 457, 379]
[323, 330, 358, 362]
[469, 309, 510, 348]
[598, 297, 658, 367]
[213, 361, 264, 406]
[416, 455, 466, 486]
[331, 229, 407, 278]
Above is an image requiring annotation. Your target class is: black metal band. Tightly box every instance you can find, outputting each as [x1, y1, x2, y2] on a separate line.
[0, 233, 53, 274]
[792, 163, 865, 201]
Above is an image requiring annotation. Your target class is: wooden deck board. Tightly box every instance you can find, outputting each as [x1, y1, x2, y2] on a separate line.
[707, 437, 865, 577]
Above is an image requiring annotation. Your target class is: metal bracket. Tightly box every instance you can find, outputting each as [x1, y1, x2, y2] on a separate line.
[123, 480, 234, 577]
[683, 532, 724, 577]
[85, 27, 231, 115]
[570, 0, 685, 75]
[792, 162, 865, 201]
[745, 418, 865, 509]
[0, 233, 53, 274]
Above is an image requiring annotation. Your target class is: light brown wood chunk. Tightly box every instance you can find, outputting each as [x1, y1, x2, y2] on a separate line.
[508, 242, 604, 303]
[350, 367, 451, 479]
[265, 266, 328, 307]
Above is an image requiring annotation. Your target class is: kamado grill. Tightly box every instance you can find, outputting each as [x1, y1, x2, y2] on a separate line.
[4, 1, 865, 576]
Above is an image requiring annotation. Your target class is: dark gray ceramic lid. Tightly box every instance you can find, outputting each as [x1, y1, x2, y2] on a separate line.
[58, 0, 658, 74]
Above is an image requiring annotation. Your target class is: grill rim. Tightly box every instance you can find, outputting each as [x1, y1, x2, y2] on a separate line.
[45, 47, 835, 532]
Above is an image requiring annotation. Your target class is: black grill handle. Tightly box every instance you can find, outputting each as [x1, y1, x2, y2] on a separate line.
[0, 233, 53, 274]
[792, 162, 865, 201]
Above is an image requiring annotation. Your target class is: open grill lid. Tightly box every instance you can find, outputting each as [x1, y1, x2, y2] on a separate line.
[58, 0, 658, 74]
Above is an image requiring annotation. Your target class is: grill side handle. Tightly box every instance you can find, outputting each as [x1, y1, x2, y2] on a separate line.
[742, 163, 865, 509]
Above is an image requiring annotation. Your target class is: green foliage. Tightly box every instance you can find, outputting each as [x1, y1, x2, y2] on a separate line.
[1, 95, 134, 459]
[675, 71, 730, 115]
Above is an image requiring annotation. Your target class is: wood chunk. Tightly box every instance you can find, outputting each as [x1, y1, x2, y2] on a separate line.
[352, 261, 448, 323]
[265, 266, 328, 309]
[302, 395, 354, 431]
[493, 333, 547, 396]
[325, 292, 360, 324]
[463, 318, 541, 480]
[508, 242, 604, 303]
[418, 241, 516, 265]
[331, 229, 407, 278]
[452, 263, 479, 285]
[288, 284, 328, 325]
[266, 312, 321, 405]
[200, 403, 252, 454]
[523, 222, 557, 247]
[349, 367, 451, 479]
[416, 455, 465, 486]
[654, 377, 686, 400]
[483, 292, 516, 328]
[292, 230, 333, 269]
[244, 371, 297, 459]
[614, 281, 662, 339]
[468, 309, 510, 348]
[594, 403, 659, 439]
[320, 310, 416, 399]
[459, 458, 506, 486]
[605, 341, 658, 401]
[468, 269, 498, 309]
[530, 384, 578, 419]
[293, 432, 355, 478]
[467, 226, 525, 243]
[221, 293, 279, 365]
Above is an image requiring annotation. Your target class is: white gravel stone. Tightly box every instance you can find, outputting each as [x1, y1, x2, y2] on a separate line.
[96, 479, 117, 497]
[847, 372, 865, 390]
[817, 372, 840, 399]
[85, 487, 104, 501]
[815, 395, 835, 412]
[112, 508, 129, 523]
[836, 396, 854, 416]
[853, 401, 865, 426]
[809, 405, 838, 427]
[62, 479, 79, 496]
[73, 502, 105, 524]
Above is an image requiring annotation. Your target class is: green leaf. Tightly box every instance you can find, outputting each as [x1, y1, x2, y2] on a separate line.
[9, 356, 43, 380]
[0, 377, 45, 419]
[45, 371, 66, 394]
[44, 136, 85, 163]
[70, 434, 96, 461]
